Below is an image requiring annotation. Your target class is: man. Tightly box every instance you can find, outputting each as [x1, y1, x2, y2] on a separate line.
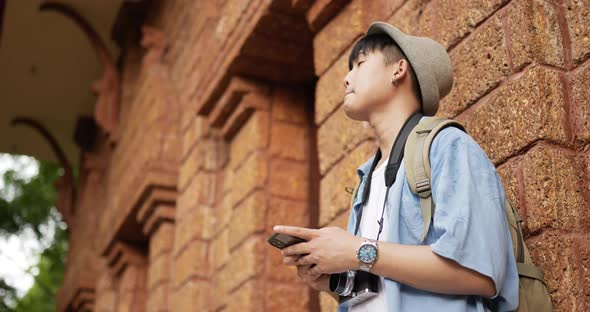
[274, 22, 518, 311]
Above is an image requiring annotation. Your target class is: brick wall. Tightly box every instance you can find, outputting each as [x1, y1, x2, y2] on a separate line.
[56, 0, 589, 311]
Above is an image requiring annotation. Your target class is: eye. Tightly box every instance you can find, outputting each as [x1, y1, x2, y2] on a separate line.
[357, 60, 365, 66]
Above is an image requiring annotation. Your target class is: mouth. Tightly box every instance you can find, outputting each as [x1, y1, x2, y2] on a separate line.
[345, 91, 354, 96]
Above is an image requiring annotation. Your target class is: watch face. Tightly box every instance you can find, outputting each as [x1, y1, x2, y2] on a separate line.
[358, 244, 377, 263]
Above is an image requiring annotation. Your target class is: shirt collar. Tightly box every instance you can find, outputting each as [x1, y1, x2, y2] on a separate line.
[356, 154, 376, 179]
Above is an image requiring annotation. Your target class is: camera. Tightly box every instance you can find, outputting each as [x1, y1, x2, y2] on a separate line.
[329, 270, 379, 307]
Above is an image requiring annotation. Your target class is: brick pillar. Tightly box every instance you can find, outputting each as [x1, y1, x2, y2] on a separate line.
[104, 242, 148, 312]
[145, 222, 174, 312]
[116, 264, 147, 312]
[94, 267, 116, 312]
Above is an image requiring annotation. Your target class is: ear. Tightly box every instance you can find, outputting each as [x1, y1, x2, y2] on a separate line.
[391, 59, 409, 83]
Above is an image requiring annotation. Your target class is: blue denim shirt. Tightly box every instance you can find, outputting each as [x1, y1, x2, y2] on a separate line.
[337, 118, 519, 312]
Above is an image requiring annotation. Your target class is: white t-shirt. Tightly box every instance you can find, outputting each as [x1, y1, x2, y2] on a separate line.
[350, 161, 389, 312]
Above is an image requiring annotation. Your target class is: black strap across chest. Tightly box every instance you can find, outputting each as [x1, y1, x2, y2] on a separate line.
[354, 112, 423, 236]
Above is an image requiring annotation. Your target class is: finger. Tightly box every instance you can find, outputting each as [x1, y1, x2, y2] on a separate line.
[297, 265, 311, 278]
[307, 265, 322, 279]
[282, 242, 312, 256]
[283, 255, 299, 266]
[273, 225, 319, 241]
[295, 254, 315, 266]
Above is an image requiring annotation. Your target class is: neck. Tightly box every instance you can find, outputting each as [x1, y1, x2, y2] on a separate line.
[368, 99, 419, 167]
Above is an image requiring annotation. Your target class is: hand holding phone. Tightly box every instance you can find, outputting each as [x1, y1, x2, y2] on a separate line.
[267, 232, 306, 249]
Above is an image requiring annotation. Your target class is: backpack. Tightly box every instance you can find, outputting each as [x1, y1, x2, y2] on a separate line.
[402, 117, 553, 311]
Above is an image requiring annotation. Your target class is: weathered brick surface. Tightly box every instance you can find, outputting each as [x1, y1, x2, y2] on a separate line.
[439, 15, 509, 117]
[169, 279, 210, 312]
[94, 271, 116, 312]
[265, 282, 310, 311]
[149, 222, 174, 260]
[318, 110, 373, 174]
[228, 191, 266, 249]
[463, 65, 568, 164]
[527, 232, 590, 311]
[147, 252, 170, 290]
[315, 48, 350, 126]
[506, 0, 565, 70]
[271, 87, 309, 124]
[270, 122, 309, 161]
[146, 284, 168, 312]
[565, 0, 590, 65]
[231, 151, 268, 206]
[569, 62, 590, 142]
[320, 140, 375, 226]
[386, 0, 436, 38]
[116, 265, 147, 312]
[228, 111, 270, 171]
[436, 0, 509, 47]
[219, 238, 265, 294]
[171, 241, 208, 288]
[313, 0, 364, 76]
[497, 158, 525, 225]
[225, 279, 263, 311]
[175, 205, 214, 249]
[210, 228, 230, 272]
[522, 145, 588, 233]
[269, 159, 309, 201]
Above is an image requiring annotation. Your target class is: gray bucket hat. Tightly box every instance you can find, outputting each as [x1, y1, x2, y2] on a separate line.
[365, 21, 453, 116]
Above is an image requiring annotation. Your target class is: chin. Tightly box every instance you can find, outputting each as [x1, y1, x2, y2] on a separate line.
[343, 103, 367, 121]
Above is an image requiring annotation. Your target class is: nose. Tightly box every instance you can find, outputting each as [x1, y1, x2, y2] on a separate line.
[343, 71, 350, 88]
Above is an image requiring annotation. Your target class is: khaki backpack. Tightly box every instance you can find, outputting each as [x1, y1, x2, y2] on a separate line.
[403, 117, 553, 311]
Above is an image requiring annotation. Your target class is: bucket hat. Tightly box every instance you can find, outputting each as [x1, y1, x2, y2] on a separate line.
[365, 22, 453, 116]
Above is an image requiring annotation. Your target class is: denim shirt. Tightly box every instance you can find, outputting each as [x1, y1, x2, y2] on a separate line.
[337, 118, 519, 312]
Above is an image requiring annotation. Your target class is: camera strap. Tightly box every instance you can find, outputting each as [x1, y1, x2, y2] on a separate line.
[354, 112, 423, 238]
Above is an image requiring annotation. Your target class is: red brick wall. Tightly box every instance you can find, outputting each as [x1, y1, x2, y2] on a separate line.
[56, 0, 590, 311]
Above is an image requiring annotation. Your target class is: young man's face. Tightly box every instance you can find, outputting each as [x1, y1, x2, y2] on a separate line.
[343, 50, 396, 121]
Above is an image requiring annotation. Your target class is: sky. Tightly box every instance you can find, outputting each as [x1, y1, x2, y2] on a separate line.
[0, 153, 55, 297]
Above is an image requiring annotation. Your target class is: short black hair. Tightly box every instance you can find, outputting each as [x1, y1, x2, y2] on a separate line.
[348, 33, 422, 105]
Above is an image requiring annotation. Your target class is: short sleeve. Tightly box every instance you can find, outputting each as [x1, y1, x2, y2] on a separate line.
[427, 127, 519, 311]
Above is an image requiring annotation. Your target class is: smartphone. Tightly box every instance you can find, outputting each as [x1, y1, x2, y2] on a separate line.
[267, 232, 306, 249]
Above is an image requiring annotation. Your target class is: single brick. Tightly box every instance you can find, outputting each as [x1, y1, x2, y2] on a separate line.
[527, 232, 590, 311]
[569, 62, 590, 142]
[506, 0, 565, 70]
[565, 0, 590, 65]
[522, 145, 587, 233]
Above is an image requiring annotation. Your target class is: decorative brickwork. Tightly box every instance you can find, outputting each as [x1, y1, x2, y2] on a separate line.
[56, 0, 589, 311]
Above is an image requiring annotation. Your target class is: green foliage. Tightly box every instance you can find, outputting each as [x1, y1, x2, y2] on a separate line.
[0, 160, 61, 238]
[0, 156, 68, 312]
[0, 279, 18, 311]
[11, 226, 67, 312]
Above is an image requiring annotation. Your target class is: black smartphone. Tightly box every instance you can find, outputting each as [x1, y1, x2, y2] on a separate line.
[267, 232, 306, 249]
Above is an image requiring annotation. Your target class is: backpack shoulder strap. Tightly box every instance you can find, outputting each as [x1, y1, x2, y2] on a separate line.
[404, 117, 465, 243]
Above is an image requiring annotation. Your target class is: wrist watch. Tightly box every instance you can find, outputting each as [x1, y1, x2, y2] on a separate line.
[356, 238, 379, 272]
